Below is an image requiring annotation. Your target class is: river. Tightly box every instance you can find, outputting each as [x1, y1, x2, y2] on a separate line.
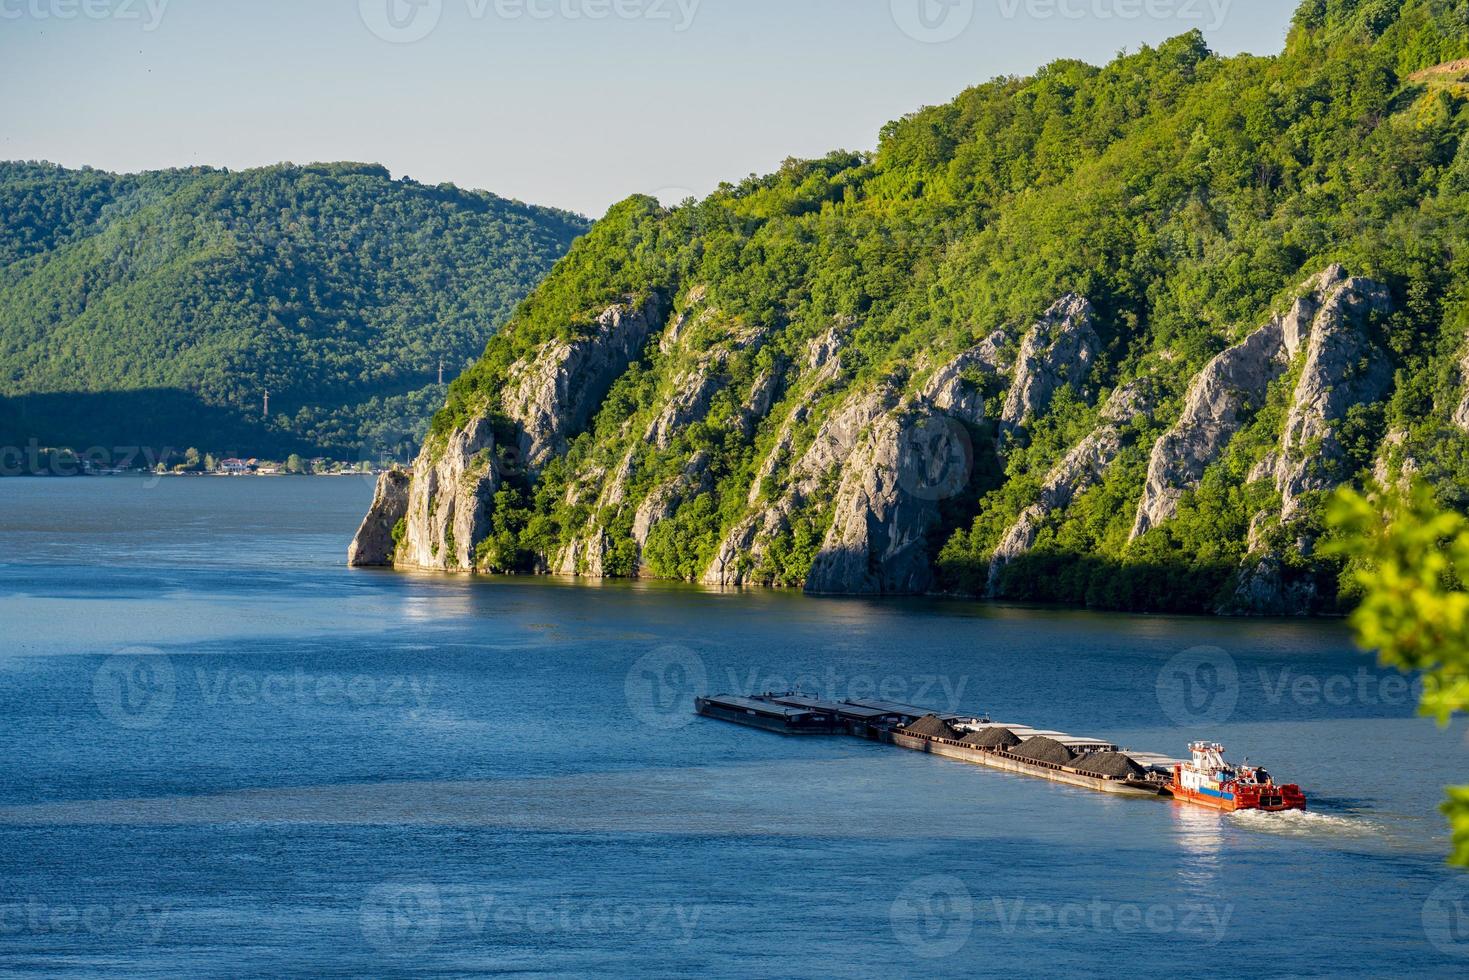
[0, 476, 1464, 976]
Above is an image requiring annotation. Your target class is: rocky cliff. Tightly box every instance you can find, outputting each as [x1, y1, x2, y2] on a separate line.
[348, 9, 1469, 615]
[349, 264, 1405, 611]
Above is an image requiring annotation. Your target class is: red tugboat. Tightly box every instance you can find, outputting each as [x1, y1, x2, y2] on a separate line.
[1170, 741, 1307, 812]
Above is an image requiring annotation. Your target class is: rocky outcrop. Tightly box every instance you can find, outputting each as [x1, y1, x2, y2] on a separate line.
[384, 295, 666, 578]
[807, 322, 850, 372]
[921, 331, 1008, 427]
[555, 531, 608, 577]
[1001, 295, 1100, 429]
[802, 334, 1018, 595]
[397, 416, 501, 572]
[646, 324, 767, 449]
[503, 295, 667, 468]
[349, 249, 1392, 616]
[703, 384, 900, 587]
[347, 469, 412, 567]
[1272, 271, 1393, 520]
[1130, 267, 1345, 540]
[647, 367, 724, 449]
[736, 368, 784, 437]
[805, 407, 954, 595]
[1373, 429, 1417, 488]
[706, 311, 1063, 594]
[1131, 324, 1291, 539]
[992, 381, 1154, 588]
[1203, 268, 1392, 614]
[659, 286, 708, 354]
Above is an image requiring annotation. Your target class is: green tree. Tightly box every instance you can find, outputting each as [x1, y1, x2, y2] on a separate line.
[1327, 483, 1469, 865]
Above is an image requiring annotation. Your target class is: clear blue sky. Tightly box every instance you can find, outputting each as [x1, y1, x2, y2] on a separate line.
[1, 0, 1298, 216]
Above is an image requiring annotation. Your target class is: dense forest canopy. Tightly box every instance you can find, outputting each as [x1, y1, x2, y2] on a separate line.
[0, 161, 589, 459]
[417, 0, 1469, 613]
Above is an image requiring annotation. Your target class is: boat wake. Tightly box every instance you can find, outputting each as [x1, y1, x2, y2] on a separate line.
[1227, 807, 1383, 840]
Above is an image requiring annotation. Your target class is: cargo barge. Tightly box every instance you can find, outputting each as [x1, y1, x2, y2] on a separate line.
[694, 692, 1307, 812]
[692, 695, 846, 735]
[889, 729, 1164, 798]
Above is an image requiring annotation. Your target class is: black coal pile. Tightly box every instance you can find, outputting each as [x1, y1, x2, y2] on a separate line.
[902, 715, 964, 740]
[1008, 736, 1076, 765]
[960, 727, 1022, 750]
[1073, 752, 1147, 780]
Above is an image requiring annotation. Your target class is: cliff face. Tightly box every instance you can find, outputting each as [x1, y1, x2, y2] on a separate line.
[1129, 267, 1350, 540]
[351, 295, 665, 573]
[1001, 295, 1100, 430]
[504, 295, 669, 469]
[348, 6, 1469, 614]
[349, 268, 1401, 611]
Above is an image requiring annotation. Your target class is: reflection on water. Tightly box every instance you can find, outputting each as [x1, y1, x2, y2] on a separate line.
[1172, 803, 1227, 889]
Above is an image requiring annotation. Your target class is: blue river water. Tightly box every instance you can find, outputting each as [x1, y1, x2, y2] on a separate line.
[1, 476, 1466, 976]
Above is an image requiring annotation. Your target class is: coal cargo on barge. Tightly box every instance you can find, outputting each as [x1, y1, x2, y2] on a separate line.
[694, 692, 1308, 812]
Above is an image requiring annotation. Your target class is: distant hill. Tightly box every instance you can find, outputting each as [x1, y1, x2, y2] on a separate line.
[0, 161, 589, 461]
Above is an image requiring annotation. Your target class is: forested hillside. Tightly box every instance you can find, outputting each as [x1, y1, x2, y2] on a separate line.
[354, 0, 1469, 614]
[0, 162, 588, 459]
